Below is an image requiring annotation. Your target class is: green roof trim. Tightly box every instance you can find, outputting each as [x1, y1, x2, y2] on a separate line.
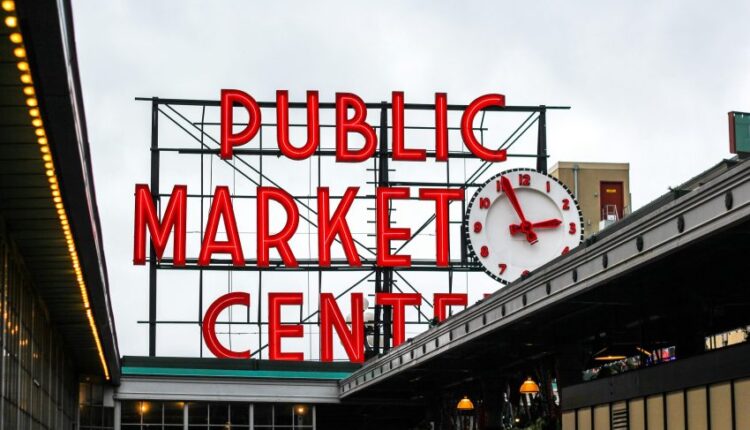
[122, 366, 351, 380]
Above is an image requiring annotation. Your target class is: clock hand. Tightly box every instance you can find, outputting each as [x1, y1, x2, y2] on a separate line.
[530, 218, 562, 229]
[500, 176, 537, 243]
[509, 219, 561, 244]
[500, 176, 527, 223]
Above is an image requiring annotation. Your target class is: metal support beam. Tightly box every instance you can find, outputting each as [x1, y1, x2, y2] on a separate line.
[148, 98, 160, 357]
[536, 106, 548, 174]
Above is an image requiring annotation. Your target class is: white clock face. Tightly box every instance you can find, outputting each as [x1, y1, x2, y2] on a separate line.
[466, 168, 583, 284]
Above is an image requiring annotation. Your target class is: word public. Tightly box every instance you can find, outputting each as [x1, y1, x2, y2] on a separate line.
[132, 90, 507, 362]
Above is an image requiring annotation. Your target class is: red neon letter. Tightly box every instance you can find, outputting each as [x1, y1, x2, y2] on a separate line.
[133, 184, 187, 266]
[269, 293, 304, 361]
[392, 91, 426, 161]
[376, 187, 411, 267]
[220, 89, 261, 160]
[461, 94, 507, 162]
[198, 186, 244, 266]
[317, 187, 361, 267]
[335, 93, 376, 162]
[376, 293, 421, 347]
[257, 187, 299, 267]
[203, 292, 250, 359]
[435, 93, 449, 161]
[433, 293, 468, 322]
[419, 188, 465, 266]
[276, 90, 320, 160]
[320, 293, 364, 363]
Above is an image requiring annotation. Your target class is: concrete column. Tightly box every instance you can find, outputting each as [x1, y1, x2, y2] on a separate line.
[113, 400, 121, 430]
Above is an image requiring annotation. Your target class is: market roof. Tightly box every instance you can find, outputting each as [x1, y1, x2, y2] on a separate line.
[340, 155, 750, 399]
[0, 0, 119, 382]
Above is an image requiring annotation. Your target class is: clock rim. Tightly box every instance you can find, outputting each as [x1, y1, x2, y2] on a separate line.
[464, 167, 585, 284]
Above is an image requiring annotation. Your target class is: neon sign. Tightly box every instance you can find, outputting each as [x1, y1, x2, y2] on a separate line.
[133, 90, 510, 362]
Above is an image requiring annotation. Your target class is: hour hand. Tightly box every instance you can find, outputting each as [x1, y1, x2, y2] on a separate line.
[531, 219, 562, 229]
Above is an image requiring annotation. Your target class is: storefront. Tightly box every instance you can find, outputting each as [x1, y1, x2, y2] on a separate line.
[0, 0, 120, 428]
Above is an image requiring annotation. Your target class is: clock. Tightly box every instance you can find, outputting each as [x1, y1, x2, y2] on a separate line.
[466, 168, 583, 284]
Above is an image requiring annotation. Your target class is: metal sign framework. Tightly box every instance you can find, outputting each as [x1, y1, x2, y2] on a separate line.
[136, 95, 568, 360]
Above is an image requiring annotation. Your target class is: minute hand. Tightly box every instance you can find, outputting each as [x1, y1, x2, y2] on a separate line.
[500, 176, 527, 223]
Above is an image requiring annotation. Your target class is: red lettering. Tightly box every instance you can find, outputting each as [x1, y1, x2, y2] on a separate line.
[220, 89, 261, 160]
[433, 293, 468, 322]
[435, 93, 448, 161]
[419, 188, 464, 266]
[320, 293, 364, 363]
[376, 293, 421, 347]
[203, 292, 250, 359]
[198, 186, 244, 266]
[133, 184, 187, 266]
[460, 94, 507, 162]
[276, 90, 319, 160]
[335, 93, 376, 162]
[376, 187, 411, 267]
[392, 91, 426, 161]
[268, 293, 304, 361]
[257, 187, 299, 267]
[317, 187, 361, 267]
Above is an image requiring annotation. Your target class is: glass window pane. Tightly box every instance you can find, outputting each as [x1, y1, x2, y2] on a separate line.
[293, 404, 313, 426]
[254, 404, 272, 426]
[164, 401, 184, 425]
[209, 403, 229, 426]
[188, 403, 208, 425]
[121, 401, 142, 424]
[275, 404, 293, 426]
[230, 403, 249, 425]
[141, 401, 162, 424]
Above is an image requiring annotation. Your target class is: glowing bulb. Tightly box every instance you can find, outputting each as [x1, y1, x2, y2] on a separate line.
[43, 154, 51, 162]
[9, 32, 21, 43]
[17, 61, 28, 71]
[1, 1, 15, 12]
[23, 86, 34, 96]
[44, 162, 53, 169]
[38, 137, 47, 145]
[35, 128, 45, 137]
[4, 16, 17, 28]
[26, 97, 37, 107]
[40, 146, 49, 154]
[32, 118, 42, 127]
[20, 73, 31, 84]
[45, 169, 54, 177]
[29, 107, 39, 117]
[13, 47, 25, 58]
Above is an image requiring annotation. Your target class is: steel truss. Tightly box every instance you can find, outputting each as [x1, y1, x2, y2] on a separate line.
[136, 95, 568, 359]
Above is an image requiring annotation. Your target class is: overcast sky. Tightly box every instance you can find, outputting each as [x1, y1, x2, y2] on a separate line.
[71, 1, 750, 358]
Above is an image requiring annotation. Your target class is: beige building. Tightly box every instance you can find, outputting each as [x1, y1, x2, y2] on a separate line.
[550, 162, 631, 237]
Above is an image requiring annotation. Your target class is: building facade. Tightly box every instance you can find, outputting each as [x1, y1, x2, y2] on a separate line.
[0, 0, 120, 428]
[550, 162, 630, 236]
